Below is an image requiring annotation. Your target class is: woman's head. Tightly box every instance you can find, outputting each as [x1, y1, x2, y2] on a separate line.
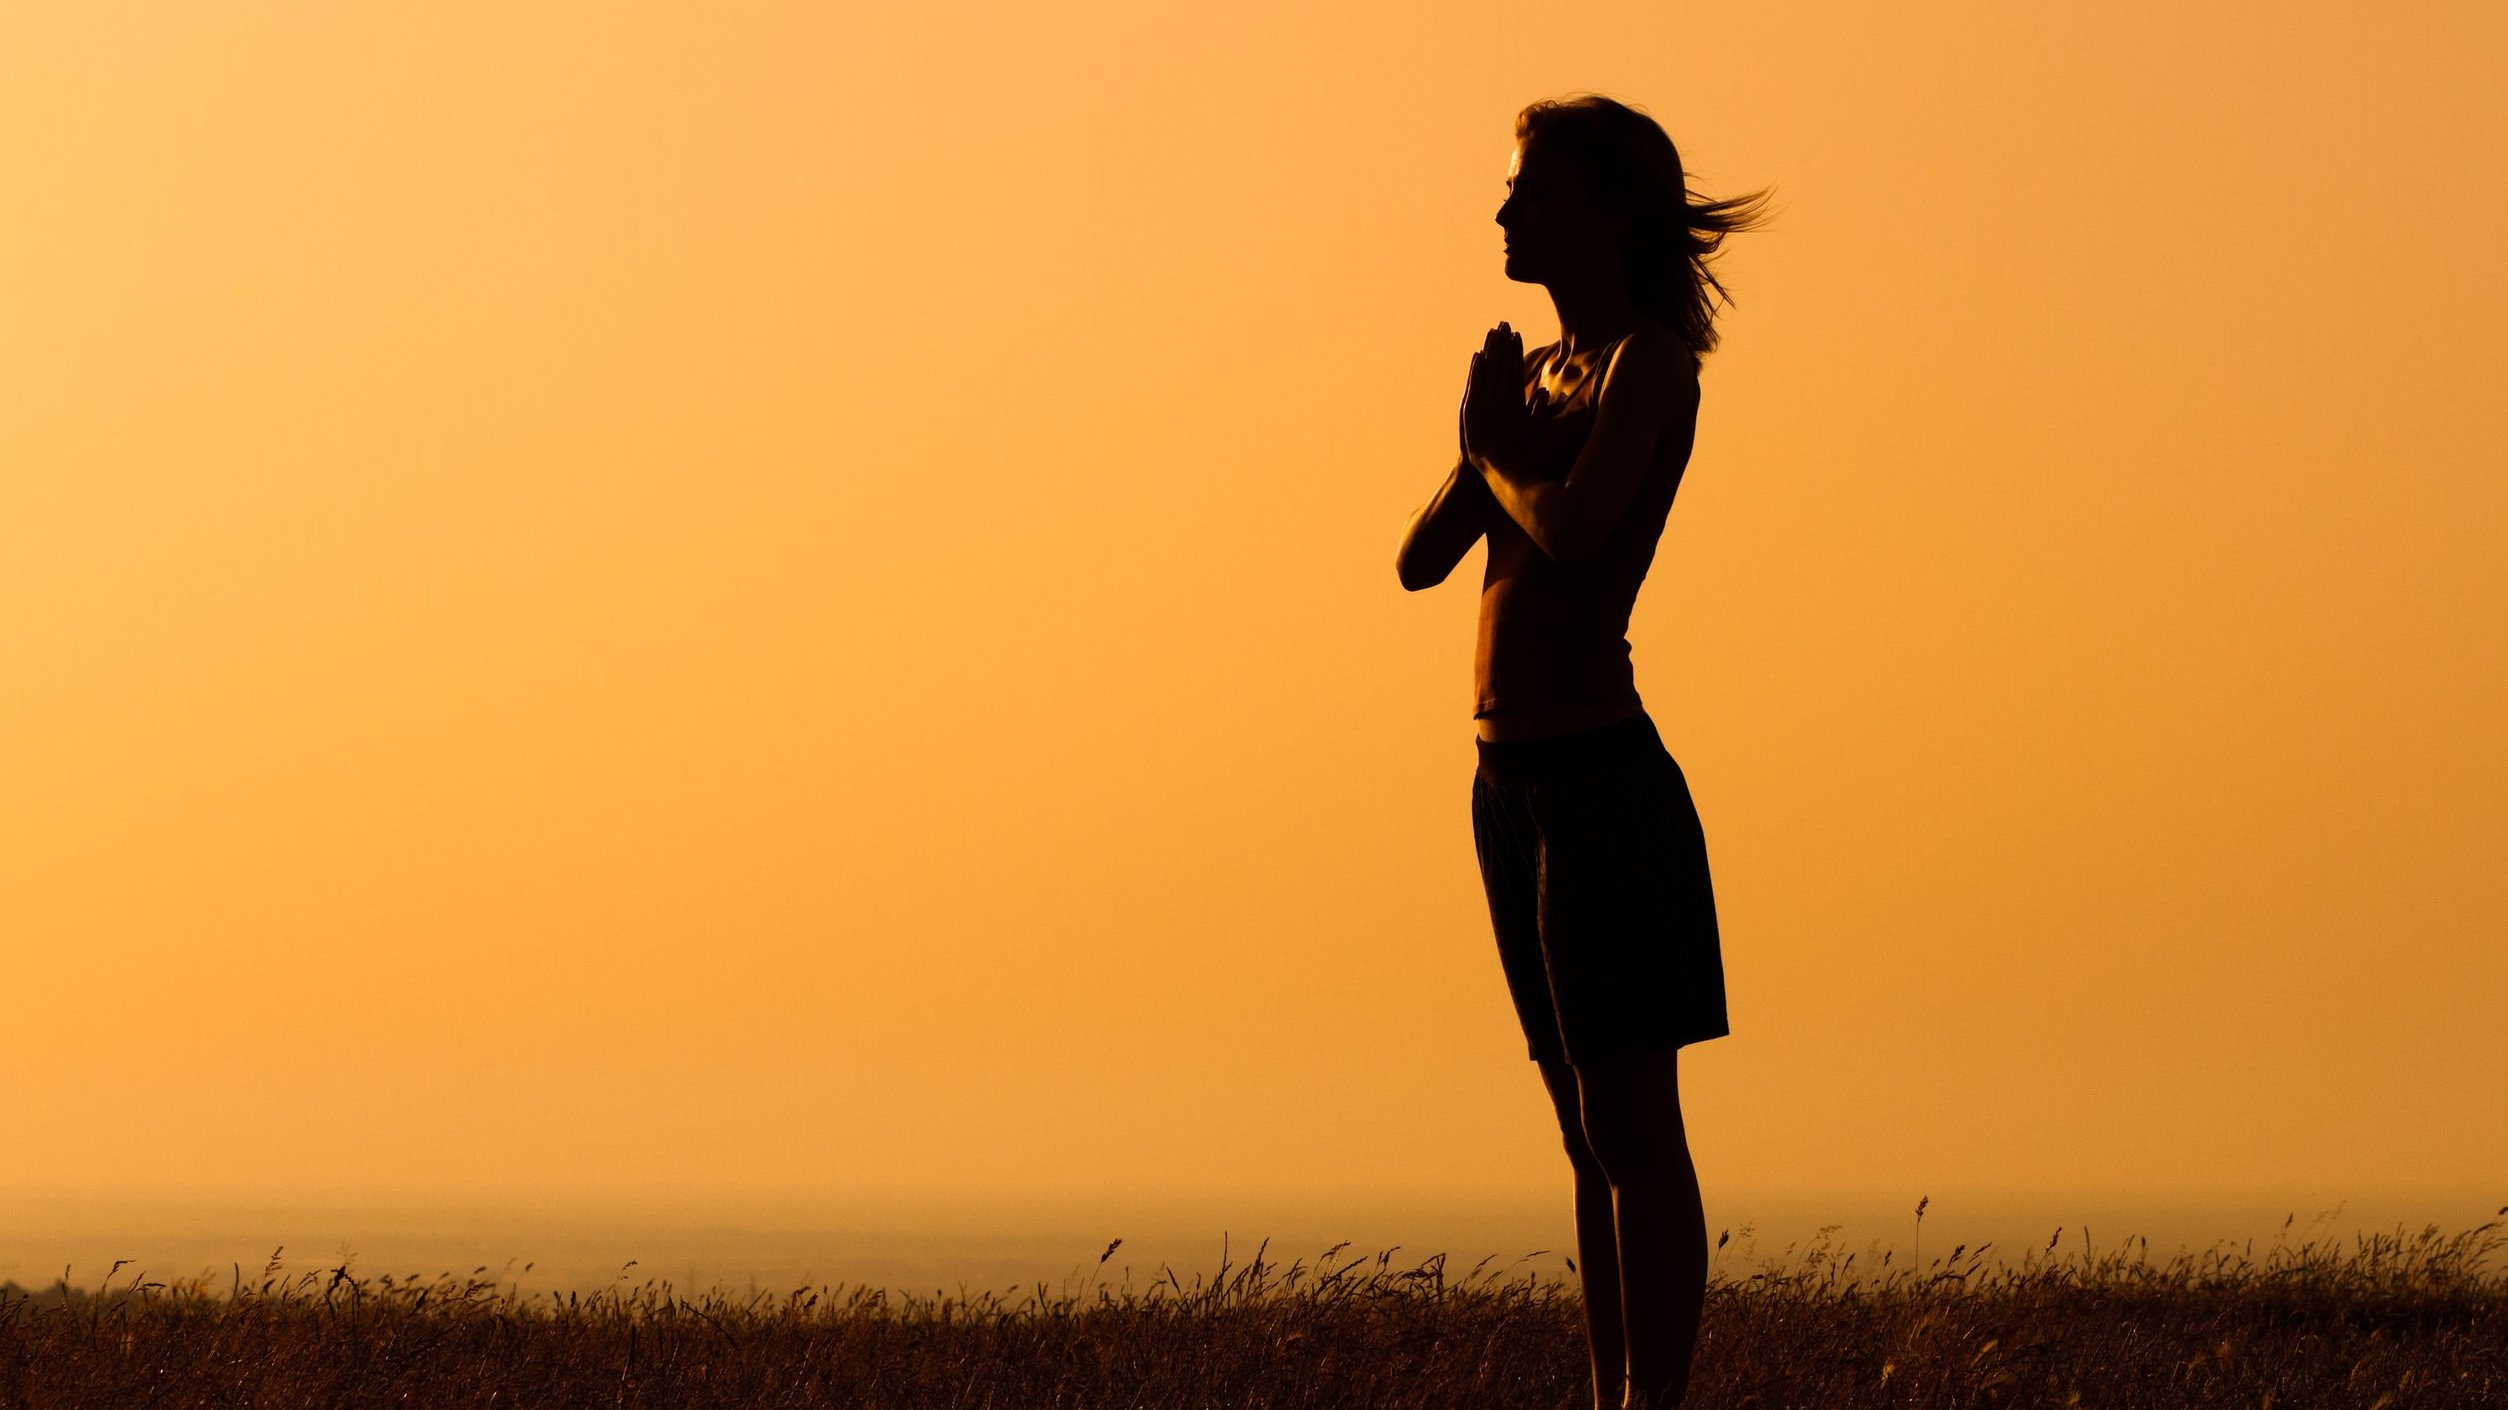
[1497, 94, 1778, 357]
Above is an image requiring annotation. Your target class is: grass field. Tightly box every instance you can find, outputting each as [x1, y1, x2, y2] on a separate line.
[3, 1211, 2500, 1408]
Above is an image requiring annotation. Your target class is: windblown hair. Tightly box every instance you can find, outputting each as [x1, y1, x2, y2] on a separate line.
[1515, 94, 1778, 358]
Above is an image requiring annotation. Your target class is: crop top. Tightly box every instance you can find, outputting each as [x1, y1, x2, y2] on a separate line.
[1473, 337, 1701, 721]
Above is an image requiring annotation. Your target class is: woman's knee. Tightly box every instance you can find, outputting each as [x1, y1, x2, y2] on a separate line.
[1536, 1058, 1604, 1168]
[1581, 1116, 1688, 1186]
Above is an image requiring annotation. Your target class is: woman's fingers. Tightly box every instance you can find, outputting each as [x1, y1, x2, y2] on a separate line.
[1481, 325, 1521, 373]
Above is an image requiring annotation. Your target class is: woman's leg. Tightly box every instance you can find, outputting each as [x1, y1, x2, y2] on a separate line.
[1539, 1058, 1626, 1410]
[1575, 1047, 1706, 1408]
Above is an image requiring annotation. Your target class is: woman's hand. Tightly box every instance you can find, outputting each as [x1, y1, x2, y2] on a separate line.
[1460, 321, 1533, 474]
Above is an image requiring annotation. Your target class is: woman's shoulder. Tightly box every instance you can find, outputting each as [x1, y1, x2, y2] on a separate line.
[1617, 319, 1697, 365]
[1604, 324, 1701, 394]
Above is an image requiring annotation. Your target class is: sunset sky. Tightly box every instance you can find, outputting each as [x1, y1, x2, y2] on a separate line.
[5, 1, 2502, 1215]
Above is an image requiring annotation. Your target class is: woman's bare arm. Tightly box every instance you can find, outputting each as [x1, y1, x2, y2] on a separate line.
[1473, 330, 1688, 565]
[1396, 455, 1498, 591]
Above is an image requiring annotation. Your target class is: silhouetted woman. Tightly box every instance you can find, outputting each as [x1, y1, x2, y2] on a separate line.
[1395, 95, 1775, 1410]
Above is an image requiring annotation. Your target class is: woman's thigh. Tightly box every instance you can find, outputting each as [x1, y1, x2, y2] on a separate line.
[1474, 768, 1573, 1065]
[1573, 1046, 1689, 1176]
[1535, 1056, 1601, 1160]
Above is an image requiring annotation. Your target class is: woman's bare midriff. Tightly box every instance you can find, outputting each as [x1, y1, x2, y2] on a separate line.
[1476, 699, 1647, 742]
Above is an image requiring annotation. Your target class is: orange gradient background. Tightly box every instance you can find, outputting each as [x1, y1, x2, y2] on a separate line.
[5, 1, 2503, 1221]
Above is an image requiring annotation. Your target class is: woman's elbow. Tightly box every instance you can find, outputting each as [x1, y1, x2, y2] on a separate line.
[1540, 507, 1608, 565]
[1396, 542, 1458, 591]
[1535, 526, 1592, 566]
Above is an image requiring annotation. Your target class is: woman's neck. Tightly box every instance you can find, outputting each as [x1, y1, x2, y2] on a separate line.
[1547, 282, 1648, 362]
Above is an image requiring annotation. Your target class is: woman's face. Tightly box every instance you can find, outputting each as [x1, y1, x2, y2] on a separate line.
[1496, 136, 1624, 285]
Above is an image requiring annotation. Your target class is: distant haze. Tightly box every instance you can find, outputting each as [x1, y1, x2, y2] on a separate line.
[8, 1185, 2500, 1305]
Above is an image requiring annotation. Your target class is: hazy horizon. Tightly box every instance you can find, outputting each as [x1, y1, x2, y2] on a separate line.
[10, 1182, 2500, 1305]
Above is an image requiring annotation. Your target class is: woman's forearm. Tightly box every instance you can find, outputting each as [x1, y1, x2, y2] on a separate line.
[1472, 446, 1573, 561]
[1397, 457, 1498, 590]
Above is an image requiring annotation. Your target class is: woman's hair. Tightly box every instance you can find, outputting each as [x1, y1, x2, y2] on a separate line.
[1515, 94, 1778, 358]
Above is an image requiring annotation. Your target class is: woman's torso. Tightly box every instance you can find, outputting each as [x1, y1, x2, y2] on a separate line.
[1474, 329, 1700, 742]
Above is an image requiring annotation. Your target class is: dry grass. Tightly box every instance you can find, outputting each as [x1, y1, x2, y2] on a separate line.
[2, 1210, 2502, 1408]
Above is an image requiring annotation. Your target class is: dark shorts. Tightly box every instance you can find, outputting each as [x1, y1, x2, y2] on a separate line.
[1471, 712, 1729, 1066]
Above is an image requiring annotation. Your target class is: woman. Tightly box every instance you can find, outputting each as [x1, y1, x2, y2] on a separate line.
[1394, 95, 1775, 1410]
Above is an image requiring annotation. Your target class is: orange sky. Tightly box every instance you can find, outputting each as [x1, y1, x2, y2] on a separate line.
[5, 1, 2503, 1212]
